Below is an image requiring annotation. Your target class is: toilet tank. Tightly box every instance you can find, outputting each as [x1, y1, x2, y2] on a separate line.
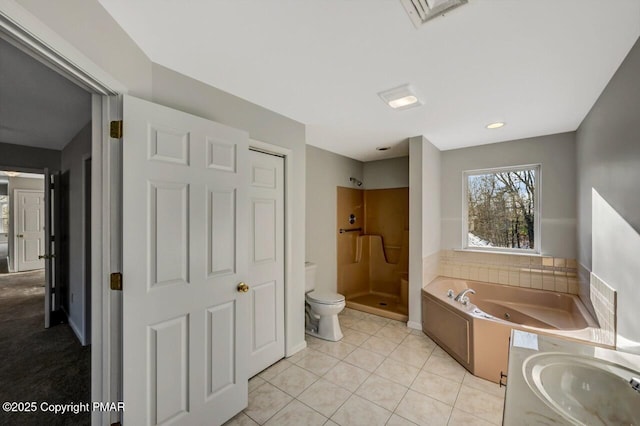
[305, 262, 317, 293]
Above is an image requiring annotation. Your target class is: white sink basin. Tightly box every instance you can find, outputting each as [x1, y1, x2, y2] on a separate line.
[522, 352, 640, 426]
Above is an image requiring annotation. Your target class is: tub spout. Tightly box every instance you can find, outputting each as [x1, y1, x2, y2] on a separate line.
[454, 288, 476, 304]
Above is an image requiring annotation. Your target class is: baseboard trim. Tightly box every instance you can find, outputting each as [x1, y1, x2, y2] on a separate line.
[407, 320, 422, 330]
[67, 317, 84, 345]
[286, 340, 307, 358]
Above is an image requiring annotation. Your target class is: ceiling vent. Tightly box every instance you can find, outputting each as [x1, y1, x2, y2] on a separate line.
[400, 0, 468, 28]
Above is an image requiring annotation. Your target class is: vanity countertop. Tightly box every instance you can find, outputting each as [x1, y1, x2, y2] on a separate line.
[503, 330, 640, 425]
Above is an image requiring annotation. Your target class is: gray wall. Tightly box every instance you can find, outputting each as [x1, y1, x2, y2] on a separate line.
[306, 145, 363, 293]
[7, 176, 44, 271]
[363, 156, 409, 189]
[0, 141, 60, 172]
[576, 37, 640, 349]
[60, 123, 92, 344]
[17, 0, 153, 98]
[408, 137, 441, 327]
[441, 132, 577, 259]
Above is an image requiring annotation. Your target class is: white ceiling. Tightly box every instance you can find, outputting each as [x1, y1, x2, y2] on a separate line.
[98, 0, 640, 161]
[0, 38, 91, 150]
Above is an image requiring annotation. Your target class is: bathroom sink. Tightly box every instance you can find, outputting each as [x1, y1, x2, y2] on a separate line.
[522, 353, 640, 426]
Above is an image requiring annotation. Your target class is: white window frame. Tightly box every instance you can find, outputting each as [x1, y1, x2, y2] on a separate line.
[0, 195, 8, 233]
[462, 164, 541, 254]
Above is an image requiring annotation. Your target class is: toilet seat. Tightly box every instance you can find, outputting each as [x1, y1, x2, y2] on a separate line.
[306, 290, 345, 305]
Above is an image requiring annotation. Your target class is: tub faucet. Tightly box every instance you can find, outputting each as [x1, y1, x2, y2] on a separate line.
[454, 288, 476, 304]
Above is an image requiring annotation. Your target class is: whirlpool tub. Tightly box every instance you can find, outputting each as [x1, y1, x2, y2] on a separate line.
[421, 276, 603, 384]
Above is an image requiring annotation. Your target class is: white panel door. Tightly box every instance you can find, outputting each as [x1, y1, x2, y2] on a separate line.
[15, 190, 45, 272]
[122, 95, 250, 426]
[248, 150, 285, 377]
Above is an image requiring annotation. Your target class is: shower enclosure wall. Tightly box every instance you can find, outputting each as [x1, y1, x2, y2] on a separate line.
[337, 186, 409, 321]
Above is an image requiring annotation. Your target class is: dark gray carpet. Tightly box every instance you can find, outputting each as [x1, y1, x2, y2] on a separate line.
[0, 271, 90, 425]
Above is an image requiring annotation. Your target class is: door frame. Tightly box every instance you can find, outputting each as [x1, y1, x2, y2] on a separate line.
[13, 188, 45, 272]
[0, 2, 122, 424]
[249, 139, 302, 357]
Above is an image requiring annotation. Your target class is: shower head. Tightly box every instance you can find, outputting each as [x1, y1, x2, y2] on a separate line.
[349, 177, 363, 187]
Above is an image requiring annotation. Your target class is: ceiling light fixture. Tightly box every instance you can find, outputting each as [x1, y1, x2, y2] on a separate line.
[378, 84, 423, 111]
[376, 146, 391, 151]
[486, 122, 505, 129]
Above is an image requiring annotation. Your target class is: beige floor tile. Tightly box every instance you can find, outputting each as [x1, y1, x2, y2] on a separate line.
[395, 390, 452, 426]
[388, 345, 431, 369]
[297, 379, 352, 418]
[343, 347, 386, 372]
[338, 316, 360, 329]
[324, 421, 340, 426]
[410, 328, 425, 336]
[386, 414, 418, 426]
[342, 328, 370, 346]
[401, 334, 437, 352]
[323, 361, 371, 392]
[385, 320, 412, 332]
[360, 335, 398, 356]
[447, 409, 496, 426]
[296, 351, 340, 376]
[350, 319, 384, 335]
[258, 359, 292, 381]
[269, 365, 319, 397]
[430, 345, 450, 358]
[374, 358, 420, 387]
[223, 412, 259, 426]
[355, 374, 408, 412]
[375, 325, 410, 344]
[341, 308, 368, 319]
[249, 375, 266, 393]
[264, 400, 326, 426]
[454, 385, 504, 425]
[364, 314, 390, 326]
[244, 383, 293, 424]
[422, 355, 466, 383]
[330, 394, 391, 426]
[307, 335, 330, 351]
[462, 372, 505, 398]
[314, 340, 358, 359]
[410, 370, 461, 405]
[286, 346, 312, 364]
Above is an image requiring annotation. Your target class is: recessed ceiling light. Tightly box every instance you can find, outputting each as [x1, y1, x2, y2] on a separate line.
[378, 84, 423, 111]
[376, 146, 391, 151]
[486, 122, 505, 129]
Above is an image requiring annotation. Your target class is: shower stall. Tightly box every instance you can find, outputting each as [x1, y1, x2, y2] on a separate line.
[337, 186, 409, 321]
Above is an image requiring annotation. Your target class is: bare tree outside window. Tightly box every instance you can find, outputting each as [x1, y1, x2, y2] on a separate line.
[465, 166, 539, 251]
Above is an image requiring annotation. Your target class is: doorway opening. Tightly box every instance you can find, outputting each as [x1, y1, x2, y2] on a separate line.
[0, 34, 93, 424]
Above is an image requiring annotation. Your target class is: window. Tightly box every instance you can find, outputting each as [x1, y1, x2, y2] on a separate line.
[464, 165, 540, 253]
[0, 195, 8, 233]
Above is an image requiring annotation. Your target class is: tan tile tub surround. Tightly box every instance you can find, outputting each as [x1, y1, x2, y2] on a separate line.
[422, 277, 602, 384]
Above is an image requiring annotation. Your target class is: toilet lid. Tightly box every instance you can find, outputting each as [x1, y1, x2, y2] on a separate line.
[306, 290, 345, 304]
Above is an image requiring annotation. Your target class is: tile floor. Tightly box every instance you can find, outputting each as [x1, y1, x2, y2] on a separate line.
[225, 308, 505, 426]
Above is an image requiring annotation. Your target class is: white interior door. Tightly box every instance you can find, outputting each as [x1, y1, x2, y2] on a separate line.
[15, 190, 45, 272]
[248, 150, 285, 377]
[122, 95, 250, 426]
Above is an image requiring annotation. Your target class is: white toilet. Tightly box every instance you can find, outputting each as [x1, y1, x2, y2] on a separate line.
[305, 262, 345, 341]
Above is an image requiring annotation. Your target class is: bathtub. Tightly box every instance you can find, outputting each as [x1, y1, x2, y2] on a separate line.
[421, 276, 602, 384]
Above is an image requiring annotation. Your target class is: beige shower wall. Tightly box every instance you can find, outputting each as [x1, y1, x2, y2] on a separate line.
[337, 186, 409, 298]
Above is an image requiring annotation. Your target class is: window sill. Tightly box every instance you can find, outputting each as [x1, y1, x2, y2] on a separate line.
[455, 248, 542, 257]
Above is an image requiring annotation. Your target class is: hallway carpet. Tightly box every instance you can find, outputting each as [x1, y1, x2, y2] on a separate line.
[0, 270, 90, 426]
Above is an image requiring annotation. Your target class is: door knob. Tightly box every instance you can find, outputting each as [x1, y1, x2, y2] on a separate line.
[237, 282, 250, 293]
[38, 254, 47, 259]
[17, 234, 24, 238]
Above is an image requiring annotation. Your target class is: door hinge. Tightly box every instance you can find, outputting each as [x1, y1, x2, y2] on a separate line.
[110, 120, 123, 138]
[110, 272, 123, 291]
[50, 182, 55, 190]
[110, 422, 122, 426]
